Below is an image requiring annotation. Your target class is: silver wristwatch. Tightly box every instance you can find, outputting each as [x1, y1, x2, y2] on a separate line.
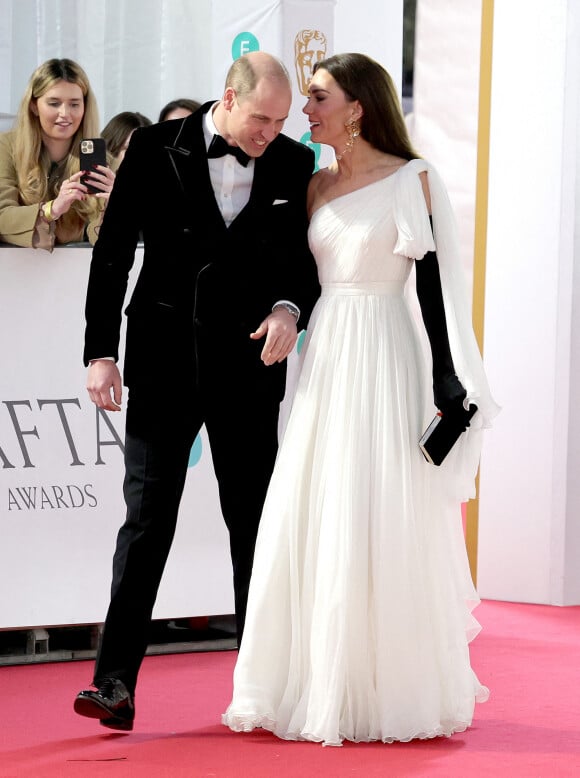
[272, 301, 300, 322]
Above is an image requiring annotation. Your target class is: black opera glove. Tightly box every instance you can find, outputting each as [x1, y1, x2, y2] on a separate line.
[434, 372, 469, 427]
[415, 247, 470, 431]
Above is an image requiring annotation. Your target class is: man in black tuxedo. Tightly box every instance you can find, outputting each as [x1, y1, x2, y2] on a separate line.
[73, 52, 319, 731]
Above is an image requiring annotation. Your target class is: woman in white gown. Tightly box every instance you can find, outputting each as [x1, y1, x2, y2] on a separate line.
[222, 53, 499, 746]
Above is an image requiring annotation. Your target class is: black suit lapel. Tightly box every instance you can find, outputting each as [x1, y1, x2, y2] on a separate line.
[164, 108, 226, 232]
[227, 151, 277, 235]
[162, 106, 282, 238]
[250, 148, 280, 206]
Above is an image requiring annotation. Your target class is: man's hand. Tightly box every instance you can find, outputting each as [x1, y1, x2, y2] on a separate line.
[250, 308, 298, 366]
[87, 360, 123, 411]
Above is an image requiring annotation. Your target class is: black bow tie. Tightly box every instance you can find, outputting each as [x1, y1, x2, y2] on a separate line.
[207, 134, 251, 167]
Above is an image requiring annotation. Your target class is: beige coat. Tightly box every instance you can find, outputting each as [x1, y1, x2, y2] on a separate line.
[0, 131, 101, 250]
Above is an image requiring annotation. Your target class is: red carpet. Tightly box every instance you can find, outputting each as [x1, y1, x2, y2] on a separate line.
[1, 600, 579, 777]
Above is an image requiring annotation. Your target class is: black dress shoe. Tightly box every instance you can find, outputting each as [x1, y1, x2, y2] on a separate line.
[74, 678, 135, 731]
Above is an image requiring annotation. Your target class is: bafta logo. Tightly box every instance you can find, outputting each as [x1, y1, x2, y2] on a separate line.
[294, 29, 327, 96]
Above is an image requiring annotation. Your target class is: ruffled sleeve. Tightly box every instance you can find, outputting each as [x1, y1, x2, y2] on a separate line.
[395, 158, 500, 500]
[393, 159, 435, 258]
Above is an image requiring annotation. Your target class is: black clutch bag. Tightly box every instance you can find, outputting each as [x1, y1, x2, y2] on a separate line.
[419, 404, 478, 466]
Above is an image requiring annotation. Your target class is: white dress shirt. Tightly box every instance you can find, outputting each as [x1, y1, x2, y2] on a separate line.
[204, 103, 254, 228]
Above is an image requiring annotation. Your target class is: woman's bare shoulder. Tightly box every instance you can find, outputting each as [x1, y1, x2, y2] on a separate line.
[307, 167, 336, 217]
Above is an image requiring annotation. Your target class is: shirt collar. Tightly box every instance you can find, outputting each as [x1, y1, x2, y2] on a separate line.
[203, 101, 255, 170]
[204, 102, 221, 150]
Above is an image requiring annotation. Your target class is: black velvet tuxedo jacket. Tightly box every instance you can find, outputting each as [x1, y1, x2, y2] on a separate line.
[84, 102, 320, 400]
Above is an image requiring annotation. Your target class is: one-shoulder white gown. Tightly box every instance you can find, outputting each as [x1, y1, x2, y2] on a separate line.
[222, 160, 498, 746]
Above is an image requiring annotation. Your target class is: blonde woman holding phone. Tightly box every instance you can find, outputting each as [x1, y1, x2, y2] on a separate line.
[0, 58, 115, 250]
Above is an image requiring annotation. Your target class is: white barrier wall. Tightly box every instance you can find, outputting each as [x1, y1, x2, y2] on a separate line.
[0, 247, 233, 628]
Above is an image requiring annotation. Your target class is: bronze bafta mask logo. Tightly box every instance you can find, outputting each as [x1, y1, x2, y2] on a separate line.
[294, 29, 327, 96]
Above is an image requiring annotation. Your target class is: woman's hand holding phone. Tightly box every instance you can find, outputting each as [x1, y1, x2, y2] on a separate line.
[80, 138, 116, 201]
[50, 170, 87, 219]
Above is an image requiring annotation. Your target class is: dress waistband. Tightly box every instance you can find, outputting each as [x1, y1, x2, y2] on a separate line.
[321, 281, 405, 296]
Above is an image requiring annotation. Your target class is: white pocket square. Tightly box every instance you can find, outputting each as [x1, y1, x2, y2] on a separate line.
[273, 199, 288, 205]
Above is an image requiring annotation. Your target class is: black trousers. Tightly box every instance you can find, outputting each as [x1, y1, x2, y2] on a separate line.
[93, 381, 280, 694]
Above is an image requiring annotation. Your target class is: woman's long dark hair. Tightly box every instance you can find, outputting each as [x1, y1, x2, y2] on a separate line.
[313, 53, 420, 160]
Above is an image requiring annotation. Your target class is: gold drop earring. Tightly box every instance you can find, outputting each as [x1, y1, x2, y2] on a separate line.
[335, 118, 361, 161]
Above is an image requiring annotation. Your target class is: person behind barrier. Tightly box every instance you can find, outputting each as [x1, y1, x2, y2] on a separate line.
[0, 58, 115, 250]
[73, 51, 320, 732]
[101, 111, 152, 168]
[158, 97, 202, 122]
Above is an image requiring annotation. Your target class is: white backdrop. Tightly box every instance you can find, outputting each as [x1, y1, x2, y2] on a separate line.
[476, 0, 580, 605]
[0, 0, 403, 133]
[0, 0, 213, 129]
[409, 0, 482, 295]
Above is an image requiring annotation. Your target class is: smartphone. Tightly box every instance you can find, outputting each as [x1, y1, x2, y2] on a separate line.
[80, 138, 107, 194]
